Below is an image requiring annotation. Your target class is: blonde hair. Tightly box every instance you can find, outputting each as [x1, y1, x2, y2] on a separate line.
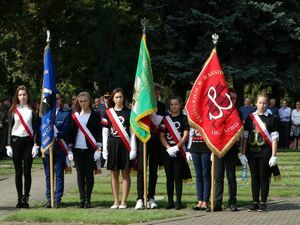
[74, 91, 93, 112]
[256, 93, 269, 104]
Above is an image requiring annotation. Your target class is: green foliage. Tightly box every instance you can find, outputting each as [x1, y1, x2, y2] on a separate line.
[0, 0, 299, 101]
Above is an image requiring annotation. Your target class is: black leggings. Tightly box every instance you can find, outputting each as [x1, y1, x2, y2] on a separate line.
[73, 149, 95, 200]
[11, 136, 33, 197]
[248, 156, 271, 203]
[164, 157, 183, 203]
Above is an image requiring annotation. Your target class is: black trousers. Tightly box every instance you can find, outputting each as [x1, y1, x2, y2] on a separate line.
[164, 156, 183, 203]
[248, 156, 271, 203]
[73, 148, 95, 200]
[214, 152, 238, 207]
[136, 136, 160, 200]
[11, 136, 33, 197]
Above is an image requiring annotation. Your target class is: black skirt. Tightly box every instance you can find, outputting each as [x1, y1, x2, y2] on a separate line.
[107, 136, 131, 170]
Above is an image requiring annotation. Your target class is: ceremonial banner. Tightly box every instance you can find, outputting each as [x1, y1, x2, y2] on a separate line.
[130, 34, 157, 143]
[40, 45, 56, 152]
[185, 48, 243, 157]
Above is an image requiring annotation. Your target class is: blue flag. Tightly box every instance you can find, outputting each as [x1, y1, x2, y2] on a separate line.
[40, 45, 56, 152]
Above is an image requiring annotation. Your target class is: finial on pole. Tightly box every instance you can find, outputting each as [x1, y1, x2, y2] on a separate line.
[212, 33, 219, 46]
[46, 30, 51, 44]
[140, 18, 149, 35]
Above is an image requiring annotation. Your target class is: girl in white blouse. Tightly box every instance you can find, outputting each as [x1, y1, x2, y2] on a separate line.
[6, 85, 39, 208]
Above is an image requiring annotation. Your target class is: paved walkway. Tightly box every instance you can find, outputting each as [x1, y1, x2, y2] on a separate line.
[0, 165, 77, 217]
[135, 197, 300, 225]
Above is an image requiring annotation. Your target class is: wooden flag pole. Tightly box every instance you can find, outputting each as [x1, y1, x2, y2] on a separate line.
[45, 30, 55, 208]
[140, 17, 149, 209]
[209, 34, 219, 212]
[143, 143, 148, 208]
[210, 154, 215, 212]
[50, 143, 55, 208]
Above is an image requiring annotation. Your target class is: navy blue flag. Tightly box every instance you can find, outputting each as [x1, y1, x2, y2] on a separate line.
[40, 45, 56, 152]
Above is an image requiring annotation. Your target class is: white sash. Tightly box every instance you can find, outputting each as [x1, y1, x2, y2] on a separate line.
[54, 125, 68, 155]
[106, 108, 131, 152]
[163, 115, 187, 160]
[250, 113, 272, 147]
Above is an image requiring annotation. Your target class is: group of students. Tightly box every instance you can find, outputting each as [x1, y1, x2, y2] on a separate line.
[5, 84, 279, 213]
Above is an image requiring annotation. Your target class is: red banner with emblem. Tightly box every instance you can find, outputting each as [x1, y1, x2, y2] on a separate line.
[185, 48, 243, 157]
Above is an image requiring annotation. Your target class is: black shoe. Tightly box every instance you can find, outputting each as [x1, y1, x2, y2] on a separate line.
[78, 200, 85, 208]
[192, 205, 200, 211]
[248, 202, 259, 211]
[175, 202, 184, 210]
[258, 202, 267, 212]
[45, 201, 51, 208]
[55, 202, 61, 208]
[206, 206, 222, 212]
[84, 200, 91, 209]
[16, 197, 22, 208]
[230, 204, 238, 211]
[22, 196, 29, 208]
[165, 201, 174, 209]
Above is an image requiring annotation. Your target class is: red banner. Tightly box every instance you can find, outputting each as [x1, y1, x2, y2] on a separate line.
[185, 48, 243, 157]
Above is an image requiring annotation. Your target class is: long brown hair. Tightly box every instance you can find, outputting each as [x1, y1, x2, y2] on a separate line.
[9, 85, 32, 113]
[74, 91, 93, 112]
[108, 87, 127, 108]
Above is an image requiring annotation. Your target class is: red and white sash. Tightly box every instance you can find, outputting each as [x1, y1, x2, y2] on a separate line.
[150, 113, 163, 134]
[72, 112, 97, 150]
[163, 115, 187, 161]
[249, 113, 272, 147]
[14, 108, 33, 140]
[106, 108, 131, 153]
[54, 125, 68, 155]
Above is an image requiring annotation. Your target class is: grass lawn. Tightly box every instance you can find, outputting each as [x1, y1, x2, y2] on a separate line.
[0, 157, 43, 176]
[2, 150, 300, 224]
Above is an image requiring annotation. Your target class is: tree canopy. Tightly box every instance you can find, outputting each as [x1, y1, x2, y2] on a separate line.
[0, 0, 299, 105]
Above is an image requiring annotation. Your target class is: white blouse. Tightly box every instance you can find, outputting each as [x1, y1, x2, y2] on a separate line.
[74, 112, 91, 149]
[12, 104, 33, 137]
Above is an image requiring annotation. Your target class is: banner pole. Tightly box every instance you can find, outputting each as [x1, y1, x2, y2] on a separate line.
[210, 153, 215, 212]
[50, 143, 55, 208]
[143, 142, 148, 209]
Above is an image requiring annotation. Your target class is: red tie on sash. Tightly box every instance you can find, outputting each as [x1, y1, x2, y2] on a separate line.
[14, 108, 33, 140]
[71, 113, 97, 150]
[249, 113, 272, 148]
[106, 108, 131, 153]
[163, 115, 187, 161]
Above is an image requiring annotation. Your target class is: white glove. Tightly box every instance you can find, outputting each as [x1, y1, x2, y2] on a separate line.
[32, 145, 39, 158]
[67, 151, 74, 161]
[102, 151, 108, 160]
[238, 154, 248, 166]
[210, 153, 214, 161]
[129, 149, 137, 160]
[6, 146, 13, 157]
[269, 156, 277, 167]
[186, 152, 192, 161]
[94, 151, 101, 161]
[167, 145, 179, 157]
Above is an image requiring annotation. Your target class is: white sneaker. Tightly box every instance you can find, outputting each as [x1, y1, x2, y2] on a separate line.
[147, 198, 158, 209]
[110, 204, 119, 209]
[135, 199, 144, 210]
[119, 204, 127, 209]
